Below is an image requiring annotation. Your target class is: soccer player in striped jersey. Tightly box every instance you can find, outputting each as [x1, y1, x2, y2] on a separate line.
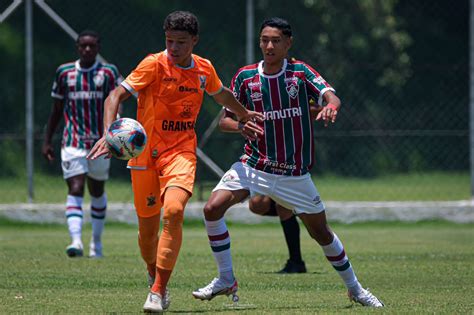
[218, 99, 322, 274]
[42, 30, 122, 259]
[193, 18, 384, 308]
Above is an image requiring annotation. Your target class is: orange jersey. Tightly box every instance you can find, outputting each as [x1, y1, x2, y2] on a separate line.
[122, 51, 223, 169]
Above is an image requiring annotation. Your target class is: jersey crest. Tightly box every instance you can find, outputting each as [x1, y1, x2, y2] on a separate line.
[199, 75, 207, 90]
[286, 82, 299, 99]
[93, 71, 105, 87]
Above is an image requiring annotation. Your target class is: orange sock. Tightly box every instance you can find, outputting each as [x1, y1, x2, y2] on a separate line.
[152, 187, 189, 293]
[151, 267, 172, 295]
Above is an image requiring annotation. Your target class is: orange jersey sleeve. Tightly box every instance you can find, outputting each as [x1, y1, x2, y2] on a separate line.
[122, 54, 157, 94]
[204, 61, 223, 95]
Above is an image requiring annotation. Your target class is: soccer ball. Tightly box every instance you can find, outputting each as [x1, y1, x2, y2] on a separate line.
[105, 118, 147, 160]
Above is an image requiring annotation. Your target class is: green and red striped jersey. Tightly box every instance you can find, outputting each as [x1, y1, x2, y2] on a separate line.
[227, 58, 335, 176]
[51, 60, 121, 150]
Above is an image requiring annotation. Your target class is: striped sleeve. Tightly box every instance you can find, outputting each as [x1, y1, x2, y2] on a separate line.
[229, 68, 248, 106]
[303, 63, 335, 105]
[51, 66, 67, 100]
[225, 68, 248, 116]
[107, 64, 123, 87]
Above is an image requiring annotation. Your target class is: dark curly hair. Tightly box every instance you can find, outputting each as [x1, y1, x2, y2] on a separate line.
[76, 29, 100, 44]
[259, 17, 292, 37]
[163, 11, 199, 36]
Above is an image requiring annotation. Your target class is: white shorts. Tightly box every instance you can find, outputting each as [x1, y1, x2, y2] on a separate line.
[213, 162, 325, 214]
[61, 147, 110, 181]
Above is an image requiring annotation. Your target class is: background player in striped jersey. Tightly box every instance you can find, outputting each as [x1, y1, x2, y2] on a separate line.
[218, 100, 322, 274]
[87, 11, 263, 313]
[42, 30, 122, 258]
[193, 18, 384, 307]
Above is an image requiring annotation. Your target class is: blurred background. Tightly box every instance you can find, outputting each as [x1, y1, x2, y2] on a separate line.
[0, 0, 469, 203]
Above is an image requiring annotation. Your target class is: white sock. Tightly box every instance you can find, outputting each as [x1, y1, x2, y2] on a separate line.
[90, 193, 107, 244]
[321, 233, 361, 292]
[66, 195, 83, 245]
[205, 218, 235, 285]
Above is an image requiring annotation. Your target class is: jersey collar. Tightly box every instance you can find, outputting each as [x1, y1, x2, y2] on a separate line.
[258, 58, 288, 78]
[75, 60, 99, 72]
[164, 49, 195, 69]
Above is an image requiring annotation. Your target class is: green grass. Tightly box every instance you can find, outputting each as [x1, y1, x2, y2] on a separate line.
[0, 219, 473, 313]
[0, 171, 470, 203]
[316, 171, 470, 201]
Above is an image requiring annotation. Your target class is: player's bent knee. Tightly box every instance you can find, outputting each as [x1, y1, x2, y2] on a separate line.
[309, 227, 333, 245]
[163, 200, 185, 222]
[203, 201, 226, 220]
[68, 185, 85, 196]
[248, 205, 267, 215]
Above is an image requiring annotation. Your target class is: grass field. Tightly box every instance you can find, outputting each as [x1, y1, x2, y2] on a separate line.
[0, 171, 469, 203]
[0, 219, 473, 313]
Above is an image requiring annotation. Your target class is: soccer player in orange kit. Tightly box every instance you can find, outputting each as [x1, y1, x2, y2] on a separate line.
[87, 11, 263, 313]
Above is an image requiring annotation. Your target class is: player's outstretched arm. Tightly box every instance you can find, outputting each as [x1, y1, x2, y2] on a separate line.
[212, 87, 264, 133]
[87, 85, 132, 160]
[316, 91, 341, 127]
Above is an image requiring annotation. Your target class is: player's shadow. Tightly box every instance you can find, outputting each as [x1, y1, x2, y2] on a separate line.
[168, 304, 354, 313]
[260, 270, 325, 275]
[167, 304, 301, 313]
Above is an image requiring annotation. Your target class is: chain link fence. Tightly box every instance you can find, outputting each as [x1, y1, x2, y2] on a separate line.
[0, 0, 469, 203]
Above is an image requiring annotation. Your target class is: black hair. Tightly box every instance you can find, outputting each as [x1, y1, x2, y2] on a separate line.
[76, 29, 100, 44]
[163, 11, 199, 36]
[259, 17, 292, 37]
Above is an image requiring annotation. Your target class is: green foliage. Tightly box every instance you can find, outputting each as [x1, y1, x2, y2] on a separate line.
[0, 24, 22, 56]
[0, 221, 473, 313]
[299, 0, 412, 89]
[0, 139, 24, 177]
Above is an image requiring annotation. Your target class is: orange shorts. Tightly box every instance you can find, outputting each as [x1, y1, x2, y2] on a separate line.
[131, 151, 196, 218]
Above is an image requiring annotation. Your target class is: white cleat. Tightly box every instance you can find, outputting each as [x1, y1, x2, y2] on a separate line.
[89, 240, 103, 258]
[349, 288, 384, 308]
[143, 290, 171, 313]
[192, 277, 239, 302]
[143, 292, 163, 313]
[66, 242, 83, 257]
[145, 273, 170, 310]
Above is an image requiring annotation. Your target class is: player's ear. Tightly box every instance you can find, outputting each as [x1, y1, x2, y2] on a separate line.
[287, 36, 293, 49]
[192, 35, 199, 46]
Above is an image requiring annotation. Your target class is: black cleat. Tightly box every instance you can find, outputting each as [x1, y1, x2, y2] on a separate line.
[277, 260, 307, 273]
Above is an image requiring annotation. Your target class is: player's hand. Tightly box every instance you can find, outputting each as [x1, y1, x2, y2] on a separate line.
[316, 103, 339, 127]
[41, 142, 55, 161]
[239, 110, 264, 124]
[310, 104, 323, 120]
[238, 120, 262, 141]
[87, 137, 111, 160]
[237, 110, 264, 137]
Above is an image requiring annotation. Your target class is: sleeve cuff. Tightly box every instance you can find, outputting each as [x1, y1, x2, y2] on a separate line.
[121, 81, 138, 98]
[51, 92, 64, 100]
[318, 87, 336, 105]
[207, 84, 223, 96]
